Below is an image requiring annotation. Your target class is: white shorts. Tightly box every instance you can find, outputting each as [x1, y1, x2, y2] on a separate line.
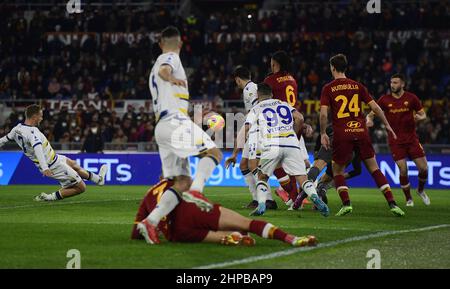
[155, 114, 217, 178]
[247, 130, 260, 160]
[48, 155, 82, 189]
[299, 136, 308, 161]
[258, 146, 307, 177]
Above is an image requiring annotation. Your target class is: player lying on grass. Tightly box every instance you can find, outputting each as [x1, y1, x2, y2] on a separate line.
[293, 125, 362, 209]
[131, 178, 317, 247]
[245, 83, 329, 217]
[0, 104, 107, 201]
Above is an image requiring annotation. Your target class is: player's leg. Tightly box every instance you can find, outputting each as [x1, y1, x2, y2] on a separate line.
[395, 158, 413, 205]
[138, 175, 190, 244]
[216, 207, 316, 247]
[240, 150, 258, 206]
[363, 157, 404, 216]
[252, 150, 280, 216]
[412, 156, 430, 205]
[65, 157, 107, 186]
[34, 158, 86, 201]
[273, 167, 297, 204]
[282, 147, 329, 216]
[294, 157, 328, 210]
[186, 147, 222, 201]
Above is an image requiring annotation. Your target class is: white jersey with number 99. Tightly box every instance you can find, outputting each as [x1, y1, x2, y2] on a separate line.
[248, 99, 300, 150]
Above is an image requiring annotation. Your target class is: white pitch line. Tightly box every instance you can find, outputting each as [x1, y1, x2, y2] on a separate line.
[193, 224, 450, 269]
[0, 198, 141, 210]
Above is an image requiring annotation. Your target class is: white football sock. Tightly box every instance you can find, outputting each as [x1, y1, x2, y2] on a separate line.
[146, 189, 180, 226]
[190, 156, 217, 192]
[88, 171, 101, 184]
[256, 181, 269, 204]
[302, 180, 318, 197]
[243, 170, 257, 200]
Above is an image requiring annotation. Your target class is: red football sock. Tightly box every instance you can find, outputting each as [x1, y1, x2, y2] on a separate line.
[400, 175, 412, 201]
[274, 168, 292, 197]
[249, 220, 288, 243]
[334, 174, 350, 206]
[418, 171, 427, 193]
[288, 176, 298, 201]
[372, 169, 395, 204]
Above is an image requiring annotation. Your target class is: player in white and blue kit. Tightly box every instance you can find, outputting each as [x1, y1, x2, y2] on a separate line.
[0, 105, 107, 201]
[138, 26, 223, 244]
[225, 66, 268, 208]
[246, 83, 329, 216]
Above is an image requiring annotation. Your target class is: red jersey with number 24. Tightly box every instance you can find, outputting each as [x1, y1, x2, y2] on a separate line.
[320, 78, 374, 140]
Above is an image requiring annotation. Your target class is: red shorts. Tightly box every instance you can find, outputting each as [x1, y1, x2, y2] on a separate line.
[332, 135, 375, 165]
[168, 203, 221, 243]
[389, 140, 425, 162]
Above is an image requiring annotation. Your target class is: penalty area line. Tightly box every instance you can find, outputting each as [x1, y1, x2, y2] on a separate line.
[193, 224, 450, 269]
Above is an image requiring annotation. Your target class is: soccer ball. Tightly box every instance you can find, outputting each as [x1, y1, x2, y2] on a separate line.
[207, 114, 225, 132]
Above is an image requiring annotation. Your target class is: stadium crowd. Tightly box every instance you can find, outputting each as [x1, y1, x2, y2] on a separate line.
[0, 1, 449, 146]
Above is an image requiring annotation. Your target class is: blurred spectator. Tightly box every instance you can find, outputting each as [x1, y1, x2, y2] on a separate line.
[81, 123, 104, 153]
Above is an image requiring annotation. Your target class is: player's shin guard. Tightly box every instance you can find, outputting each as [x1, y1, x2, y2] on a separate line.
[190, 155, 219, 192]
[249, 220, 290, 243]
[400, 175, 412, 201]
[307, 166, 321, 182]
[146, 188, 180, 226]
[242, 169, 257, 201]
[371, 169, 396, 206]
[418, 170, 427, 193]
[334, 175, 350, 206]
[256, 181, 269, 204]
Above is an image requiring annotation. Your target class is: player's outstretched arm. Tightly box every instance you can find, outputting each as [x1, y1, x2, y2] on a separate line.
[0, 129, 15, 148]
[368, 101, 397, 140]
[0, 135, 10, 148]
[158, 65, 186, 87]
[319, 105, 331, 150]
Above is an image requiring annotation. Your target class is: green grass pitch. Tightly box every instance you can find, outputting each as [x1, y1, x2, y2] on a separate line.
[0, 185, 449, 268]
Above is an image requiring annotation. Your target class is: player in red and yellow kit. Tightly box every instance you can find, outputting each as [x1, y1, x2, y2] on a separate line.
[366, 74, 430, 206]
[132, 178, 317, 247]
[320, 54, 405, 217]
[264, 51, 311, 206]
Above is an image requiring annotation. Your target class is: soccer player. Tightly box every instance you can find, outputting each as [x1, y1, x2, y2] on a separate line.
[225, 66, 259, 208]
[131, 178, 317, 247]
[366, 73, 430, 206]
[225, 66, 277, 209]
[264, 50, 308, 204]
[0, 104, 107, 201]
[246, 83, 329, 217]
[320, 54, 404, 217]
[139, 26, 223, 244]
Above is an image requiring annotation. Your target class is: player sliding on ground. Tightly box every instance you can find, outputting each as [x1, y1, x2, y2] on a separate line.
[0, 104, 107, 201]
[131, 178, 317, 247]
[246, 83, 329, 217]
[139, 26, 222, 244]
[366, 73, 430, 207]
[320, 54, 405, 217]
